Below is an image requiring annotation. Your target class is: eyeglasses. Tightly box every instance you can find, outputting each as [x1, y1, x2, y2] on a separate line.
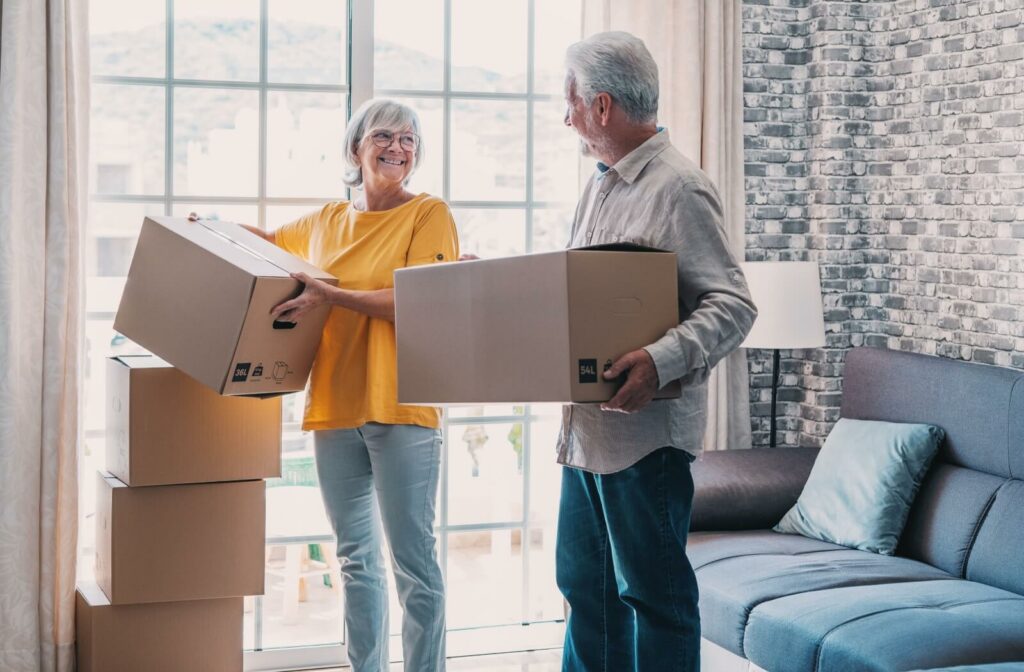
[369, 129, 419, 151]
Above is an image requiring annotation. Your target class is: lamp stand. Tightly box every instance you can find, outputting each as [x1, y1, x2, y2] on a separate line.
[770, 348, 781, 448]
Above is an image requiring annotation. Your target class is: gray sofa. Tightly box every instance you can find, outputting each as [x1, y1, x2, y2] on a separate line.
[689, 347, 1024, 672]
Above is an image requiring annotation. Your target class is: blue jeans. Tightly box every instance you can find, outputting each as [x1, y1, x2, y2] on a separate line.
[556, 447, 700, 672]
[314, 423, 445, 672]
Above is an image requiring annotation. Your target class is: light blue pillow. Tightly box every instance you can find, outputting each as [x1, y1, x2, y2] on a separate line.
[774, 417, 945, 555]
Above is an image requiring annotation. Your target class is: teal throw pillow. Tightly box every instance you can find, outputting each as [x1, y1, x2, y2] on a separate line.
[774, 417, 944, 555]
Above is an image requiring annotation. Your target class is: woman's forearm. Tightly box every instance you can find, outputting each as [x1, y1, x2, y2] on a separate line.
[240, 223, 274, 243]
[330, 287, 396, 321]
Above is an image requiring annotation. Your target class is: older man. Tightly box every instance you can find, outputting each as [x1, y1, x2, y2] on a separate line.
[556, 31, 757, 672]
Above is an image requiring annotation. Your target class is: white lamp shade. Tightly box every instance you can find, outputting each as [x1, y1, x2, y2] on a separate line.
[740, 261, 826, 350]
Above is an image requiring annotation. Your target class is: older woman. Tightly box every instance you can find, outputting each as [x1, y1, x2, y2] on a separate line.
[244, 99, 455, 672]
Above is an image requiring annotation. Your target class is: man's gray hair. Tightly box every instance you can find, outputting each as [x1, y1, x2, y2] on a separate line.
[343, 98, 423, 188]
[565, 31, 659, 124]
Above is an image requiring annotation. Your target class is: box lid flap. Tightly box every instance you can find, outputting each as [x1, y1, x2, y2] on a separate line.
[200, 219, 336, 282]
[76, 579, 111, 607]
[110, 354, 171, 369]
[145, 216, 278, 277]
[571, 242, 671, 254]
[144, 216, 335, 282]
[99, 471, 128, 490]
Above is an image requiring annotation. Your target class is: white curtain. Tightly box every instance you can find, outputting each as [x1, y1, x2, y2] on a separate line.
[582, 0, 750, 451]
[0, 0, 88, 670]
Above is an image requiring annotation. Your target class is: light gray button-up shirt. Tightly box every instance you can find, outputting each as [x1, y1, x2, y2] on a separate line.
[556, 129, 757, 474]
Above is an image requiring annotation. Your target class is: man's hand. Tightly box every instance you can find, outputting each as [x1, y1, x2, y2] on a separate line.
[600, 348, 660, 414]
[271, 272, 335, 324]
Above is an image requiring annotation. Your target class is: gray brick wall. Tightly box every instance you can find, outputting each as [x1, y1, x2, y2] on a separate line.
[743, 0, 1024, 447]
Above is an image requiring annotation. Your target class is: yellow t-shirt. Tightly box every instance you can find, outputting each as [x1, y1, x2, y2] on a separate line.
[274, 193, 459, 431]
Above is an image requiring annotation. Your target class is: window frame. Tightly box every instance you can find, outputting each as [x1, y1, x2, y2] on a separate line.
[86, 0, 578, 667]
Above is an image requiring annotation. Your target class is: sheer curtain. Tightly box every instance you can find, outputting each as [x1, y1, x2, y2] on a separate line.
[582, 0, 750, 451]
[0, 0, 88, 670]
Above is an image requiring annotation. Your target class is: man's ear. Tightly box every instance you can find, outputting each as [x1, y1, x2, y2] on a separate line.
[595, 92, 613, 126]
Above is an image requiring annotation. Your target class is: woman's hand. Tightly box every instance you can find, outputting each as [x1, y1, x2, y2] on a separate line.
[271, 272, 336, 324]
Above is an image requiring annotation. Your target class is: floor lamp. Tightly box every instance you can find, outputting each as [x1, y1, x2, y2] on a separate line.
[740, 262, 826, 448]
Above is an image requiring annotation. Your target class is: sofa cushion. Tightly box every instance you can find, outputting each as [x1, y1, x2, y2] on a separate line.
[689, 529, 847, 569]
[840, 347, 1024, 480]
[966, 479, 1024, 596]
[744, 579, 1024, 672]
[774, 418, 943, 555]
[689, 530, 952, 656]
[896, 463, 1004, 576]
[689, 446, 819, 532]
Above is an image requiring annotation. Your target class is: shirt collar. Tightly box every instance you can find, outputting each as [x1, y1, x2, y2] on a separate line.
[595, 127, 671, 185]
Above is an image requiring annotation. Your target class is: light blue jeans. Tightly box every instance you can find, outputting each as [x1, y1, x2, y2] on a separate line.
[314, 422, 445, 672]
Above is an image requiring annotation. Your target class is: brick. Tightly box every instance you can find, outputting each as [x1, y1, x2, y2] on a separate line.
[995, 111, 1024, 127]
[743, 0, 1024, 448]
[997, 44, 1024, 62]
[973, 349, 998, 365]
[785, 50, 812, 65]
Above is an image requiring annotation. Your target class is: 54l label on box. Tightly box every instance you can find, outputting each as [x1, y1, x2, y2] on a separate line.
[578, 359, 598, 384]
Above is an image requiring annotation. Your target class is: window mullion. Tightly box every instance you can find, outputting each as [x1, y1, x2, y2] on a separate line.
[349, 0, 375, 113]
[164, 0, 173, 216]
[522, 0, 536, 625]
[442, 0, 452, 202]
[440, 0, 453, 610]
[258, 0, 268, 232]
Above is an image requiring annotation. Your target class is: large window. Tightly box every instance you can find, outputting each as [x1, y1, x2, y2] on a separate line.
[85, 0, 581, 668]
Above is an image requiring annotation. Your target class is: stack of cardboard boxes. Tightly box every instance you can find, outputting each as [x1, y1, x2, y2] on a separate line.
[76, 216, 337, 671]
[73, 216, 683, 667]
[76, 356, 280, 671]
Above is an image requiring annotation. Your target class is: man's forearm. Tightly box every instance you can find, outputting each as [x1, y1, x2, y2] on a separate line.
[644, 290, 757, 388]
[330, 287, 396, 321]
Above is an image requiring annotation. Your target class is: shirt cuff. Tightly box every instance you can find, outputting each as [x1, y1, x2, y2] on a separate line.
[643, 339, 686, 390]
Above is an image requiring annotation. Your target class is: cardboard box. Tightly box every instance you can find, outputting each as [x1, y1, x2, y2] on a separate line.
[114, 215, 337, 396]
[106, 354, 282, 486]
[76, 581, 242, 672]
[394, 245, 682, 404]
[95, 473, 265, 604]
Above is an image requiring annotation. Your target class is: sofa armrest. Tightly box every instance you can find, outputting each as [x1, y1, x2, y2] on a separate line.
[689, 447, 819, 532]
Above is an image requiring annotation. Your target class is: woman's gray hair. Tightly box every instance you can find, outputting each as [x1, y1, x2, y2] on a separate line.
[565, 31, 659, 124]
[343, 98, 423, 188]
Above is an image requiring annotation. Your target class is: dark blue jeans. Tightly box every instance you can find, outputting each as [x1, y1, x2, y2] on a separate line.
[556, 447, 700, 672]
